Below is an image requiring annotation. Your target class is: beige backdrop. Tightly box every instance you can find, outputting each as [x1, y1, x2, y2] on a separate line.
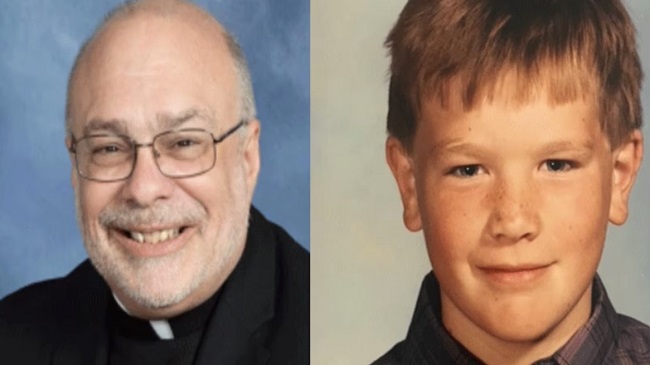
[311, 1, 650, 364]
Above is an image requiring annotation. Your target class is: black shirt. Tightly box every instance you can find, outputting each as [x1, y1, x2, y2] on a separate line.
[107, 289, 220, 365]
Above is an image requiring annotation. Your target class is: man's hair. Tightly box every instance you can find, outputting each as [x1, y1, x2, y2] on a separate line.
[65, 0, 256, 134]
[385, 0, 643, 150]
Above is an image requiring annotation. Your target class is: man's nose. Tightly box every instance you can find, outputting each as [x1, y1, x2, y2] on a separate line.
[486, 177, 541, 243]
[121, 146, 175, 207]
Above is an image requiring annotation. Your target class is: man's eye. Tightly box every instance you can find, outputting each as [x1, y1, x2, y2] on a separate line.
[449, 165, 482, 178]
[544, 160, 574, 172]
[176, 139, 195, 147]
[171, 138, 201, 148]
[93, 145, 123, 154]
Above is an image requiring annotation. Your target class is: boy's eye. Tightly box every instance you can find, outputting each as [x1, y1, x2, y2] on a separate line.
[449, 165, 483, 178]
[544, 160, 573, 172]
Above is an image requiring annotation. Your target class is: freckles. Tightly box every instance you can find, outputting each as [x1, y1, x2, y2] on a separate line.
[485, 184, 504, 204]
[492, 210, 503, 223]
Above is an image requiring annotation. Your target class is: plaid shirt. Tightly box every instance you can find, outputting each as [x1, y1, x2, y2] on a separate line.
[373, 273, 650, 365]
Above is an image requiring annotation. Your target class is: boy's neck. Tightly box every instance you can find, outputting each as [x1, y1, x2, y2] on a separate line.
[441, 284, 593, 365]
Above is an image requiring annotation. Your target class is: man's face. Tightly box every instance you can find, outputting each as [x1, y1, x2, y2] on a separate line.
[388, 91, 642, 350]
[67, 14, 259, 318]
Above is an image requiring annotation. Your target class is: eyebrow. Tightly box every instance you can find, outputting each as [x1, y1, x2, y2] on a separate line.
[83, 118, 129, 136]
[81, 108, 216, 137]
[428, 139, 596, 158]
[536, 140, 595, 156]
[156, 108, 216, 130]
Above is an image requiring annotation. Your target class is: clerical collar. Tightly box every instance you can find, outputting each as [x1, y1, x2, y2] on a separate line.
[108, 290, 221, 341]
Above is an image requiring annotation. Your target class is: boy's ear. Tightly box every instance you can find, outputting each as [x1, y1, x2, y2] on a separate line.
[386, 137, 422, 232]
[609, 129, 644, 225]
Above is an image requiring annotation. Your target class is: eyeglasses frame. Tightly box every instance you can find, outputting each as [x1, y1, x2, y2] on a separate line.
[67, 120, 247, 182]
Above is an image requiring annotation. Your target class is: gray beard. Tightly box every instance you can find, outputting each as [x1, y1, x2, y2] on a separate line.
[74, 166, 251, 310]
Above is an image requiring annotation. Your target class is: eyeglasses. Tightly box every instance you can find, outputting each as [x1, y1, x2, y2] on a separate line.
[68, 121, 246, 182]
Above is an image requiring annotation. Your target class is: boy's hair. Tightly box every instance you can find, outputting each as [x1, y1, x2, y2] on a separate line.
[385, 0, 642, 150]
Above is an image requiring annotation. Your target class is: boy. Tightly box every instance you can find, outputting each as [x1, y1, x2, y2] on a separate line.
[377, 0, 648, 364]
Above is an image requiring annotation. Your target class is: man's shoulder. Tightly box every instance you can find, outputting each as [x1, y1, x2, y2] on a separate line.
[247, 207, 309, 363]
[250, 206, 309, 277]
[0, 261, 106, 364]
[263, 207, 309, 305]
[255, 207, 309, 313]
[0, 260, 104, 325]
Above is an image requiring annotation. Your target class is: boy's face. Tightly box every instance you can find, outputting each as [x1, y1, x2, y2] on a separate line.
[387, 92, 643, 351]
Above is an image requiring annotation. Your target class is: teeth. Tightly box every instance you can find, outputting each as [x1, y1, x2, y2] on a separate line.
[132, 232, 144, 243]
[128, 228, 180, 244]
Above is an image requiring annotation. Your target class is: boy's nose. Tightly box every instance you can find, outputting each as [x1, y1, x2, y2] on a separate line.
[486, 178, 541, 243]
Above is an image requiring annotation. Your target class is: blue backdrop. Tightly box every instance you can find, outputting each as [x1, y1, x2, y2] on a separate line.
[0, 0, 309, 298]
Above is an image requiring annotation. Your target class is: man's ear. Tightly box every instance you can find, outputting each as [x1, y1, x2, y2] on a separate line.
[609, 129, 644, 225]
[241, 120, 261, 195]
[65, 137, 79, 191]
[386, 136, 422, 232]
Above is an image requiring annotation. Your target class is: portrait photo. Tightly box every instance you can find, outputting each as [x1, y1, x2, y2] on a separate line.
[0, 0, 309, 298]
[312, 0, 650, 363]
[0, 0, 309, 363]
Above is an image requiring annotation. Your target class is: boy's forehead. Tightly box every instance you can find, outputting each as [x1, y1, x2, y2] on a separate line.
[416, 81, 603, 150]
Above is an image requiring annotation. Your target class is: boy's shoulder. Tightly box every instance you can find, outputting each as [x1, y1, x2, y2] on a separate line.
[592, 277, 650, 364]
[608, 313, 650, 363]
[372, 273, 650, 365]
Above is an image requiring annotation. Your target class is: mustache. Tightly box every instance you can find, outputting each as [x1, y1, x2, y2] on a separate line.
[99, 203, 206, 228]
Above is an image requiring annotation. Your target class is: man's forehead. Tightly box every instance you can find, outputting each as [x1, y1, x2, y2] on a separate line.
[70, 1, 232, 95]
[79, 108, 217, 137]
[99, 0, 225, 40]
[87, 16, 225, 68]
[67, 4, 239, 137]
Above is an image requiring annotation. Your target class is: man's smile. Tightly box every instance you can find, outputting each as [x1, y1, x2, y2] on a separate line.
[125, 227, 182, 244]
[109, 225, 195, 257]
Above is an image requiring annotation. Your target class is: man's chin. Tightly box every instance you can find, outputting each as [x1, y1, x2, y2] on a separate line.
[90, 254, 203, 313]
[125, 290, 190, 311]
[112, 276, 200, 314]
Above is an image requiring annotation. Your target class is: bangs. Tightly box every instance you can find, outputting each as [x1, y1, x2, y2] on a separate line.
[419, 56, 597, 112]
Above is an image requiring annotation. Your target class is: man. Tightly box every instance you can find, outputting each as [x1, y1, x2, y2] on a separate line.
[0, 0, 308, 364]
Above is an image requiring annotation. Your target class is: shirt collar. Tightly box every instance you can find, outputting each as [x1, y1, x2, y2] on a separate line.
[539, 275, 618, 364]
[108, 287, 221, 341]
[400, 273, 618, 364]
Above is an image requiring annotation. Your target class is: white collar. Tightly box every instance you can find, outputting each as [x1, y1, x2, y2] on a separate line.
[112, 292, 175, 340]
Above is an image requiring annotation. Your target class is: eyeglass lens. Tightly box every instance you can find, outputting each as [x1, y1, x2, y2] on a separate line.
[74, 130, 216, 181]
